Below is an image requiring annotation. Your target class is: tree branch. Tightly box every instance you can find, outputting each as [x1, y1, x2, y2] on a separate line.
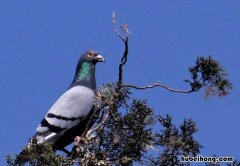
[122, 82, 194, 93]
[86, 110, 109, 139]
[112, 12, 125, 43]
[112, 12, 192, 95]
[91, 111, 109, 131]
[80, 107, 100, 138]
[112, 12, 130, 85]
[118, 38, 128, 85]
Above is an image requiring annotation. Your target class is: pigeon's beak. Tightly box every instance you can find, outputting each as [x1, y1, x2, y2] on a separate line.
[96, 55, 105, 63]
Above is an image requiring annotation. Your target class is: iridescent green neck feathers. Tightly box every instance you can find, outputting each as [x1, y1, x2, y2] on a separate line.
[76, 62, 94, 81]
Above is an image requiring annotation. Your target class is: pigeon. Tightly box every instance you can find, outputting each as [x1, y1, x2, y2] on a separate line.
[34, 50, 104, 151]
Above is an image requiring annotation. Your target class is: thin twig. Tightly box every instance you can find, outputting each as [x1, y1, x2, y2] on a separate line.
[112, 12, 125, 42]
[121, 21, 131, 36]
[122, 82, 194, 93]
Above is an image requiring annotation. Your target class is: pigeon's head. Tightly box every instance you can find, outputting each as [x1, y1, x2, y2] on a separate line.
[80, 50, 104, 64]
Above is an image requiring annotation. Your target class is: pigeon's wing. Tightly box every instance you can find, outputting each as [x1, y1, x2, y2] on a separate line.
[35, 86, 95, 144]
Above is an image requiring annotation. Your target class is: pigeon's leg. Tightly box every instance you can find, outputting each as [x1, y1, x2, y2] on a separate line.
[74, 136, 81, 145]
[67, 136, 83, 159]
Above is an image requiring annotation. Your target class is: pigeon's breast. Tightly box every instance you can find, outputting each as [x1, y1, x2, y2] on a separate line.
[47, 86, 95, 119]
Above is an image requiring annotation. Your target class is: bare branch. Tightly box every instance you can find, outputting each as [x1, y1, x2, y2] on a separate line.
[112, 12, 130, 85]
[118, 37, 128, 85]
[121, 21, 131, 36]
[122, 82, 194, 93]
[112, 12, 196, 95]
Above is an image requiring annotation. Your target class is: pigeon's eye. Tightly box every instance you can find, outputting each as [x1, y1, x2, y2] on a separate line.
[88, 52, 94, 57]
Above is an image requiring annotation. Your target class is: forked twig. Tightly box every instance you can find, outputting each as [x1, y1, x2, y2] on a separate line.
[112, 12, 125, 42]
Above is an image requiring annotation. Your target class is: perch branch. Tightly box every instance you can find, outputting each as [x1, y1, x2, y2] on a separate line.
[91, 111, 109, 131]
[122, 82, 194, 93]
[80, 107, 100, 138]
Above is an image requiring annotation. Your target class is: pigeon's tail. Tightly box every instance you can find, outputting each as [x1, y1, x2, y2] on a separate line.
[33, 131, 60, 145]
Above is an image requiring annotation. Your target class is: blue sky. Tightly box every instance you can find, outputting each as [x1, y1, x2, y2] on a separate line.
[1, 1, 239, 165]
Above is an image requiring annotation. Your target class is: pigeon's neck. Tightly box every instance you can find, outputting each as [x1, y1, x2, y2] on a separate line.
[70, 62, 96, 90]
